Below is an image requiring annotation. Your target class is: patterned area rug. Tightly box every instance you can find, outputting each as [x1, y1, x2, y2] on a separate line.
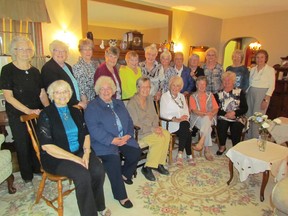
[136, 157, 274, 216]
[0, 156, 275, 216]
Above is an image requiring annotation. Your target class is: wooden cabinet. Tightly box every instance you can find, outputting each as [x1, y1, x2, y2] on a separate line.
[266, 65, 288, 119]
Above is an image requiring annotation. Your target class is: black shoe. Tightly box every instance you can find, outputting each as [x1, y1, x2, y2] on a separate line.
[156, 165, 169, 175]
[123, 178, 133, 185]
[141, 167, 156, 181]
[119, 199, 133, 208]
[216, 147, 227, 155]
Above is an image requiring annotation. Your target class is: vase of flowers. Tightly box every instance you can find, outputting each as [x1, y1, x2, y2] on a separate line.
[248, 112, 282, 151]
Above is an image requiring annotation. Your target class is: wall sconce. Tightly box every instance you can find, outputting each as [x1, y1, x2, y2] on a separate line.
[54, 30, 78, 50]
[249, 42, 261, 50]
[174, 42, 183, 52]
[189, 46, 209, 63]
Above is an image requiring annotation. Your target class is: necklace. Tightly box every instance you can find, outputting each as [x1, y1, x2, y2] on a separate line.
[170, 92, 184, 109]
[58, 106, 70, 121]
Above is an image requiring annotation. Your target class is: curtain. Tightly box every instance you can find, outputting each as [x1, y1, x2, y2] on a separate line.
[0, 0, 50, 23]
[0, 19, 46, 70]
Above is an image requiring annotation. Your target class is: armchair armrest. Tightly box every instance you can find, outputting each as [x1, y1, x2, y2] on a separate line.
[133, 125, 141, 141]
[0, 134, 5, 149]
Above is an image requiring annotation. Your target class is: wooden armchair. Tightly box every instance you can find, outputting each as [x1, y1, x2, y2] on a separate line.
[20, 114, 74, 216]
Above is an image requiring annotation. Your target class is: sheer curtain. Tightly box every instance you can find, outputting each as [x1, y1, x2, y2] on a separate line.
[0, 0, 50, 70]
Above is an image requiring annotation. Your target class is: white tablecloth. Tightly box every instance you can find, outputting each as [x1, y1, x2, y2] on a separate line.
[226, 139, 288, 182]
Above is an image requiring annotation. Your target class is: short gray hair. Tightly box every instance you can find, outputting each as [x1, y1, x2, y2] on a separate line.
[232, 49, 244, 62]
[47, 80, 73, 101]
[160, 50, 172, 61]
[94, 76, 116, 95]
[9, 36, 35, 61]
[49, 40, 69, 55]
[105, 46, 120, 58]
[78, 38, 94, 51]
[136, 77, 150, 89]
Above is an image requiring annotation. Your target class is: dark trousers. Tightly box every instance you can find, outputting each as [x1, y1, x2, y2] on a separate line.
[174, 121, 192, 155]
[217, 119, 244, 146]
[9, 115, 40, 181]
[99, 145, 141, 200]
[45, 151, 106, 216]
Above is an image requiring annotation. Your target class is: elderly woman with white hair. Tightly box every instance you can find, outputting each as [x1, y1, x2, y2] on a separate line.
[202, 47, 224, 94]
[0, 36, 49, 184]
[139, 43, 162, 100]
[85, 76, 141, 209]
[226, 49, 250, 91]
[160, 76, 195, 166]
[41, 40, 84, 107]
[38, 80, 110, 216]
[73, 38, 99, 105]
[214, 71, 248, 155]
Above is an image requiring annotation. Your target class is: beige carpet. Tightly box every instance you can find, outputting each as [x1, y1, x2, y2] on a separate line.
[0, 144, 276, 216]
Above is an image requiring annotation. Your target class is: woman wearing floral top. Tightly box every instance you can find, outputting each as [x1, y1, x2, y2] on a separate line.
[139, 44, 162, 100]
[214, 72, 248, 155]
[202, 48, 224, 94]
[73, 38, 98, 106]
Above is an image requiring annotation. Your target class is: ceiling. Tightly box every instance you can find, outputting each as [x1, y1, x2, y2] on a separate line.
[131, 0, 288, 19]
[88, 0, 288, 30]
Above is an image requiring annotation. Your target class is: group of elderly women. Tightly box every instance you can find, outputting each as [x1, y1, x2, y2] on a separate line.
[0, 35, 275, 215]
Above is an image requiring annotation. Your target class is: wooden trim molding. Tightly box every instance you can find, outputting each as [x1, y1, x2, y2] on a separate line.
[81, 0, 172, 42]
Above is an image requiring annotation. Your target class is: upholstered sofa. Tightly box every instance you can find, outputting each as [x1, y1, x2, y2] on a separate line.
[272, 177, 288, 216]
[0, 134, 16, 194]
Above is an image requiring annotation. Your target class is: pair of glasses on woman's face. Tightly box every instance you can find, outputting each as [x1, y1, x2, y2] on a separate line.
[54, 90, 70, 95]
[15, 48, 33, 53]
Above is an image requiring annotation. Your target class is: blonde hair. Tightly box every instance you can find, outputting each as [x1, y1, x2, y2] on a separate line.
[222, 71, 236, 83]
[169, 75, 183, 90]
[205, 47, 218, 58]
[125, 51, 139, 63]
[9, 36, 35, 61]
[49, 40, 69, 55]
[160, 50, 172, 61]
[232, 49, 244, 62]
[94, 76, 116, 95]
[144, 43, 158, 55]
[47, 80, 73, 101]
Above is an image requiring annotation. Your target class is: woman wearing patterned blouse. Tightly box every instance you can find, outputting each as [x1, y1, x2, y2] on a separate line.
[214, 72, 248, 155]
[73, 38, 99, 105]
[139, 44, 162, 100]
[202, 48, 224, 94]
[159, 51, 178, 94]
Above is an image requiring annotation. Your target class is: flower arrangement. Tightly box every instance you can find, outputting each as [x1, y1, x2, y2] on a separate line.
[248, 112, 282, 134]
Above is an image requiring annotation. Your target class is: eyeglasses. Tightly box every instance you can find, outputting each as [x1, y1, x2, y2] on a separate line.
[54, 90, 70, 95]
[100, 87, 112, 92]
[53, 49, 67, 54]
[81, 48, 93, 51]
[15, 48, 33, 53]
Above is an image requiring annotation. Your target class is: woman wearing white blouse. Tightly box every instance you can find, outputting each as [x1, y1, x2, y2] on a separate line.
[160, 76, 194, 166]
[246, 49, 275, 138]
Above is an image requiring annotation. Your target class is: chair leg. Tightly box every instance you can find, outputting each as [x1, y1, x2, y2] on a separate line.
[36, 172, 47, 204]
[169, 136, 174, 164]
[7, 174, 16, 194]
[57, 180, 64, 216]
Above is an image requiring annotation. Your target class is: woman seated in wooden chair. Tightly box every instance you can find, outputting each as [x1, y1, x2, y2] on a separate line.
[160, 76, 195, 166]
[189, 76, 219, 161]
[84, 76, 141, 209]
[37, 80, 111, 216]
[126, 77, 170, 181]
[214, 71, 248, 155]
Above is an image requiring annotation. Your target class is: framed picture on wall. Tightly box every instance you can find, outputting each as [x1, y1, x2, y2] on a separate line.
[188, 46, 209, 65]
